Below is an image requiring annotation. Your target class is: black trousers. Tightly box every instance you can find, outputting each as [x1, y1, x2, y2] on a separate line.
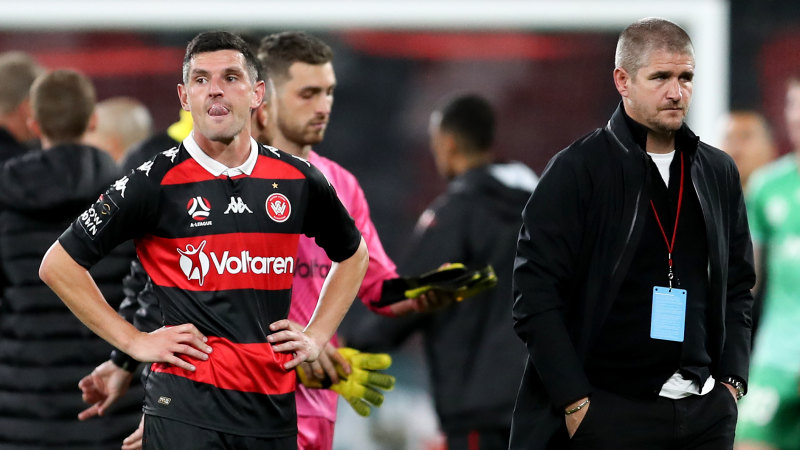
[568, 382, 738, 450]
[143, 414, 297, 450]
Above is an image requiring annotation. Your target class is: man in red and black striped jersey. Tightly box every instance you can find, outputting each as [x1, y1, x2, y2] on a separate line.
[39, 31, 368, 449]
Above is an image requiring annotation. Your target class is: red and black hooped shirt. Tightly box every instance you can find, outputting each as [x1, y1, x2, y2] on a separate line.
[59, 137, 361, 437]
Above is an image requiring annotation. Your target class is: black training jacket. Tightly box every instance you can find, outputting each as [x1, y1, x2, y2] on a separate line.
[510, 104, 755, 449]
[346, 161, 537, 434]
[0, 144, 142, 449]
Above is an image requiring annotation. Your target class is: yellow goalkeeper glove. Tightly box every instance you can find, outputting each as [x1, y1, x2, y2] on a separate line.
[296, 347, 395, 417]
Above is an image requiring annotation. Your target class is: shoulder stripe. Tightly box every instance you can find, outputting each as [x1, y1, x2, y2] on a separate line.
[161, 158, 221, 185]
[250, 155, 305, 180]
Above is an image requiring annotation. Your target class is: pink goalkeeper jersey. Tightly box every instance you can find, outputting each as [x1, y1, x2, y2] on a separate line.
[291, 151, 398, 421]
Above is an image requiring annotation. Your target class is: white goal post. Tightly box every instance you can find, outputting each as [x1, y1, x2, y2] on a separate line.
[0, 0, 729, 138]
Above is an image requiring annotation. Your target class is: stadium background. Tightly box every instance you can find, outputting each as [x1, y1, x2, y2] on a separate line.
[1, 0, 799, 448]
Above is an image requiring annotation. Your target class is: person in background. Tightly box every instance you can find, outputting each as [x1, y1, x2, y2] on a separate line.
[735, 75, 800, 450]
[511, 17, 754, 449]
[0, 51, 45, 163]
[719, 110, 777, 344]
[719, 110, 776, 189]
[84, 96, 153, 164]
[0, 69, 140, 449]
[344, 93, 537, 450]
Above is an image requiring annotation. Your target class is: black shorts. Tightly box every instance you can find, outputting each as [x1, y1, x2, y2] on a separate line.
[143, 414, 297, 450]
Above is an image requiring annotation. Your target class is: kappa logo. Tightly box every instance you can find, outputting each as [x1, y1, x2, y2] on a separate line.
[266, 193, 291, 223]
[113, 176, 129, 198]
[224, 196, 253, 215]
[177, 241, 210, 286]
[137, 160, 154, 177]
[187, 196, 212, 221]
[176, 239, 295, 286]
[162, 147, 179, 163]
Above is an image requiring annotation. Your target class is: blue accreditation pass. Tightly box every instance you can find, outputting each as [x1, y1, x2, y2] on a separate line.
[650, 286, 687, 342]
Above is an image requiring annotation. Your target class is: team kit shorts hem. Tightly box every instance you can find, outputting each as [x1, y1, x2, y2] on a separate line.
[735, 364, 800, 449]
[142, 409, 297, 440]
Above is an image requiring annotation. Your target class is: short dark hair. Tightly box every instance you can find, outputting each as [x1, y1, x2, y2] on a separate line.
[615, 17, 694, 75]
[182, 31, 262, 84]
[257, 31, 333, 82]
[30, 69, 96, 143]
[437, 94, 495, 152]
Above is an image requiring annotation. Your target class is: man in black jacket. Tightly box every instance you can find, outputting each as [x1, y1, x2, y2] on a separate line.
[0, 69, 141, 448]
[346, 94, 537, 450]
[511, 18, 755, 449]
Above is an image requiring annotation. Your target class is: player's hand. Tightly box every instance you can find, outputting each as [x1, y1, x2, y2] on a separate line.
[121, 415, 144, 450]
[268, 319, 324, 370]
[411, 289, 456, 313]
[299, 342, 350, 385]
[125, 324, 212, 372]
[77, 360, 135, 420]
[721, 382, 739, 404]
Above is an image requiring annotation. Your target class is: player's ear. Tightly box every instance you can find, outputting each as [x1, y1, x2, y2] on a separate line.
[177, 84, 190, 112]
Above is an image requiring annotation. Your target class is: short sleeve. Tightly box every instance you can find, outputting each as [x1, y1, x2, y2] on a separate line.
[301, 165, 361, 262]
[59, 170, 158, 268]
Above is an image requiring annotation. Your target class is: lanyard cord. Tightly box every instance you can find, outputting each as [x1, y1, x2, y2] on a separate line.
[649, 152, 684, 288]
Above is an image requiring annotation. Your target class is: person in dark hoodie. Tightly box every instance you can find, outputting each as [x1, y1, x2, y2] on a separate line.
[344, 93, 537, 450]
[0, 69, 141, 449]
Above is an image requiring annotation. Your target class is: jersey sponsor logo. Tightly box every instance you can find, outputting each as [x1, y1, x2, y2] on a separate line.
[224, 196, 253, 215]
[177, 241, 210, 286]
[157, 396, 172, 406]
[113, 176, 129, 198]
[296, 258, 331, 278]
[187, 196, 211, 221]
[79, 194, 119, 238]
[176, 239, 295, 286]
[266, 193, 291, 223]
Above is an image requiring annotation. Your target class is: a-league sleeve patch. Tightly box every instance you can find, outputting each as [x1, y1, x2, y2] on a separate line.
[78, 194, 119, 239]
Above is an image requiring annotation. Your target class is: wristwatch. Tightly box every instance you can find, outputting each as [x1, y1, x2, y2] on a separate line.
[721, 376, 745, 400]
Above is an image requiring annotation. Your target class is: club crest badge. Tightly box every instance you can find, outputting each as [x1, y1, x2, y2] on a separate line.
[266, 193, 291, 223]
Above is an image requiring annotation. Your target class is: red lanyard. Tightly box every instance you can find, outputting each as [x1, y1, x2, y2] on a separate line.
[649, 152, 684, 289]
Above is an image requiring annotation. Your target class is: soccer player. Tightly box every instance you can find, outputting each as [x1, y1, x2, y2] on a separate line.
[257, 31, 441, 450]
[39, 31, 368, 449]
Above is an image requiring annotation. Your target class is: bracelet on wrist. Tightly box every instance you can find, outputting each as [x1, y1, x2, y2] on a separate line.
[565, 398, 590, 415]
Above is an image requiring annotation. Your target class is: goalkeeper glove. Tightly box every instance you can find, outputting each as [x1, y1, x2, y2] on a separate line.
[375, 263, 498, 307]
[296, 347, 395, 417]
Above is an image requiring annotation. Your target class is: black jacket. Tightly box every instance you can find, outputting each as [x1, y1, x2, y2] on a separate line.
[0, 144, 142, 448]
[0, 127, 28, 165]
[346, 162, 537, 434]
[510, 105, 755, 449]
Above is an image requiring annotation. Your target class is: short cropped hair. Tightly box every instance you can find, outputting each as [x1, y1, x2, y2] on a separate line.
[615, 18, 694, 76]
[257, 31, 333, 82]
[182, 31, 262, 84]
[30, 69, 96, 142]
[437, 94, 495, 153]
[0, 52, 45, 114]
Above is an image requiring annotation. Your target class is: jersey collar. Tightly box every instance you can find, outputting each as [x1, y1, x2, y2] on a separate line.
[183, 132, 258, 177]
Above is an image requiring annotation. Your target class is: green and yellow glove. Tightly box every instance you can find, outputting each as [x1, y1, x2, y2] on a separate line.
[375, 263, 498, 307]
[296, 347, 395, 417]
